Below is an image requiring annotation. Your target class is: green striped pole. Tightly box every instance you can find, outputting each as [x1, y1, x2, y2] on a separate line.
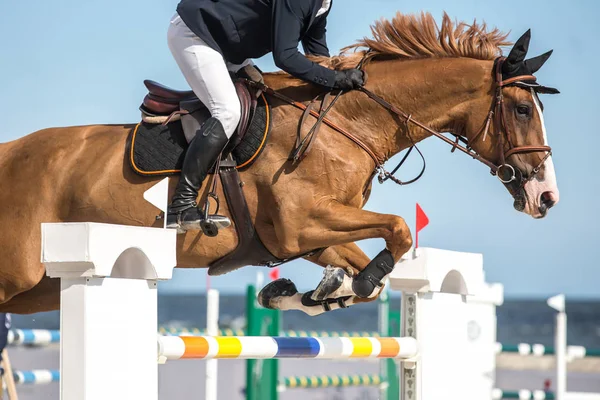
[284, 374, 384, 389]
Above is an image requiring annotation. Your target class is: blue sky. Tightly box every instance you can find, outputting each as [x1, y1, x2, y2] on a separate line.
[2, 1, 598, 298]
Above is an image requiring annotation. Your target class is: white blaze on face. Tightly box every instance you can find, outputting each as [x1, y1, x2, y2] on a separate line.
[523, 88, 559, 217]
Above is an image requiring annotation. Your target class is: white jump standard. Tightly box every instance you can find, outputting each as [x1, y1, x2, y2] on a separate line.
[42, 222, 177, 400]
[389, 248, 487, 400]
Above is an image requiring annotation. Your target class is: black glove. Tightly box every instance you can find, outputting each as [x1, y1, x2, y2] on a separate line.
[333, 68, 365, 90]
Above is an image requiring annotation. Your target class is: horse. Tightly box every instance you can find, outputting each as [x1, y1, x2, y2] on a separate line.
[0, 12, 559, 315]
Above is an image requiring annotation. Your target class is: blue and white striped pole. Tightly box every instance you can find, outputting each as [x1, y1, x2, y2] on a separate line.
[13, 370, 60, 385]
[8, 329, 60, 345]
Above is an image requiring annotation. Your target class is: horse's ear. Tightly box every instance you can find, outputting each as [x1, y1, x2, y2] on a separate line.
[503, 29, 531, 76]
[524, 50, 553, 74]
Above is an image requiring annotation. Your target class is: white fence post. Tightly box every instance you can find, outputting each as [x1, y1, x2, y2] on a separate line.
[548, 294, 566, 400]
[389, 247, 486, 400]
[42, 222, 176, 400]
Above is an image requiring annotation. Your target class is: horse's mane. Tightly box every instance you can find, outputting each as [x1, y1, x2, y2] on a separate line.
[314, 12, 511, 69]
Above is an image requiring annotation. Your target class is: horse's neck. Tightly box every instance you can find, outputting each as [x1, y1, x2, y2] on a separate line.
[335, 57, 494, 161]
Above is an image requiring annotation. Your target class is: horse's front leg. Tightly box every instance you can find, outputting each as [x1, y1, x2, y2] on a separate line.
[258, 203, 413, 315]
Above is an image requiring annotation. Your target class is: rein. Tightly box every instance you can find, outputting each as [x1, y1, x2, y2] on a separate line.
[246, 55, 552, 187]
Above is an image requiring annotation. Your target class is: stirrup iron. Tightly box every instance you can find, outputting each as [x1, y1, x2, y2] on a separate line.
[200, 194, 231, 237]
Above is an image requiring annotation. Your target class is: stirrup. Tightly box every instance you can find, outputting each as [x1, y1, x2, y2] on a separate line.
[166, 205, 231, 236]
[198, 194, 230, 237]
[199, 215, 231, 237]
[167, 214, 231, 236]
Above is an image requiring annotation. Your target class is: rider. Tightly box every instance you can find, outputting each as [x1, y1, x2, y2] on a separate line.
[166, 0, 365, 235]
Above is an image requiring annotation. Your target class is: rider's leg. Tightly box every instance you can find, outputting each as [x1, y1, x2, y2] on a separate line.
[165, 13, 241, 234]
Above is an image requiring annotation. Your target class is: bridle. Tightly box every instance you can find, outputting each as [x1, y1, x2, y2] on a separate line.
[486, 57, 552, 186]
[247, 55, 552, 189]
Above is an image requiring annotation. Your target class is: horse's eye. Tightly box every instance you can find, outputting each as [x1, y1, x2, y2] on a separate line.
[516, 105, 530, 116]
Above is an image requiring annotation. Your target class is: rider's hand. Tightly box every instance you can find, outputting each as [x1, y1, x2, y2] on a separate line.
[333, 68, 365, 90]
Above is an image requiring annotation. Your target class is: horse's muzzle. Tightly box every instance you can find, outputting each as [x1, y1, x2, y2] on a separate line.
[538, 191, 557, 217]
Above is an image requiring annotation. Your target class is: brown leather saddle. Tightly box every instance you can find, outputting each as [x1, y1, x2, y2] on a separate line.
[141, 80, 195, 115]
[141, 79, 255, 153]
[138, 79, 281, 276]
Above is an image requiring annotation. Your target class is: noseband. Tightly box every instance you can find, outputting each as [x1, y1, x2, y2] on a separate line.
[248, 56, 552, 188]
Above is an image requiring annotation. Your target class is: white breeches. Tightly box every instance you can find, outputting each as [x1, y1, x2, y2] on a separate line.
[167, 13, 242, 138]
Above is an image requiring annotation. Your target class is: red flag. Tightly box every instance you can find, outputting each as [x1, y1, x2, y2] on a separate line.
[269, 267, 280, 281]
[415, 203, 429, 248]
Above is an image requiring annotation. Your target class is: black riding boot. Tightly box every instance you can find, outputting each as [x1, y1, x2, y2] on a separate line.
[166, 117, 231, 236]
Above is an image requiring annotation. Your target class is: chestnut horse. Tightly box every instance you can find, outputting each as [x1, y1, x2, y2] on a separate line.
[0, 13, 559, 315]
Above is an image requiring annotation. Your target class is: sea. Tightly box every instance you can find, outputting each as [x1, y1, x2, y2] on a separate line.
[11, 294, 600, 348]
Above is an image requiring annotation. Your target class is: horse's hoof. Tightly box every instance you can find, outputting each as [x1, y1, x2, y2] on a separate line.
[311, 266, 348, 301]
[257, 278, 298, 309]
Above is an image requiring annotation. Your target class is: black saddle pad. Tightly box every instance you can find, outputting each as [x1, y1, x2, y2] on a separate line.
[127, 93, 271, 176]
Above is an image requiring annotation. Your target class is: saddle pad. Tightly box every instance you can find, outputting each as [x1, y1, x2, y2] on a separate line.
[127, 93, 271, 176]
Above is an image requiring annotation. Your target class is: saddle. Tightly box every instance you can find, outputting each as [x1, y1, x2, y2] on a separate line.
[140, 79, 255, 152]
[131, 78, 280, 276]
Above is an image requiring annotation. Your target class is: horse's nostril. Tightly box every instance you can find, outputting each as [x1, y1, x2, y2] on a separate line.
[541, 191, 556, 208]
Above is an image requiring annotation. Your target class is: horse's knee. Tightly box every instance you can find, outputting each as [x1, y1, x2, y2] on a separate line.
[388, 216, 412, 258]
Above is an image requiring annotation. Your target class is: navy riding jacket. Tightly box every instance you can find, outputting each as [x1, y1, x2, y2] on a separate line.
[176, 0, 337, 88]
